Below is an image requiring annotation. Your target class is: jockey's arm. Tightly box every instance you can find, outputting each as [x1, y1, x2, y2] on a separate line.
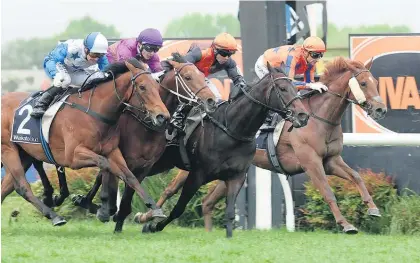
[148, 54, 163, 73]
[183, 46, 202, 64]
[97, 55, 109, 71]
[225, 59, 246, 86]
[44, 43, 68, 79]
[115, 41, 134, 62]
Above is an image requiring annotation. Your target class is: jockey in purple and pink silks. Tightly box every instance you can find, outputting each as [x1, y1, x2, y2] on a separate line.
[106, 28, 163, 73]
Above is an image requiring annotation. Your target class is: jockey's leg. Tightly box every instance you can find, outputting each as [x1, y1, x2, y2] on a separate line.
[31, 85, 64, 118]
[169, 103, 191, 135]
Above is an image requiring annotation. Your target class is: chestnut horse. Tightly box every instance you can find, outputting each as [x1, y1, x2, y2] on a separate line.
[149, 57, 387, 234]
[1, 59, 170, 226]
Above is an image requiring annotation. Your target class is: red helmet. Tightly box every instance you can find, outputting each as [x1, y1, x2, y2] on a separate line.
[303, 36, 326, 52]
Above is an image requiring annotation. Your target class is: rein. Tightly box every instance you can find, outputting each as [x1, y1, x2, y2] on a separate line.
[306, 69, 370, 126]
[64, 69, 151, 126]
[207, 73, 301, 142]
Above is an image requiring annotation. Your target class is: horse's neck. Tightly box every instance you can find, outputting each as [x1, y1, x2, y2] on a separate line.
[78, 73, 131, 122]
[224, 79, 270, 138]
[309, 76, 351, 128]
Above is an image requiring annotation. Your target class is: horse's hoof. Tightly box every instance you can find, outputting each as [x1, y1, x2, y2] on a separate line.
[133, 212, 143, 224]
[142, 222, 157, 234]
[151, 208, 167, 220]
[343, 224, 358, 234]
[71, 194, 85, 207]
[88, 203, 100, 214]
[96, 209, 110, 223]
[52, 216, 67, 226]
[368, 208, 382, 217]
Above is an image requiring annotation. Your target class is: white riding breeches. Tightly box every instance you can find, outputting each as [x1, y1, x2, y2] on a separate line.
[254, 55, 269, 80]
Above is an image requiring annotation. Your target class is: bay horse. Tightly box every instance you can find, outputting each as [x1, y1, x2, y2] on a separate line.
[152, 57, 388, 234]
[1, 58, 170, 226]
[111, 63, 309, 238]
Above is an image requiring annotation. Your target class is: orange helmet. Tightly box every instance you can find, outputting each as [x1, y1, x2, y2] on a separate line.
[212, 32, 238, 51]
[303, 36, 326, 52]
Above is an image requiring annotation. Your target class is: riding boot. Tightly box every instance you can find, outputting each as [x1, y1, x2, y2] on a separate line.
[260, 110, 276, 131]
[169, 104, 188, 135]
[31, 86, 63, 118]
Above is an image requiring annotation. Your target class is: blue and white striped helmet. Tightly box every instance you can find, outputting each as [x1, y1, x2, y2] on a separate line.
[84, 32, 108, 53]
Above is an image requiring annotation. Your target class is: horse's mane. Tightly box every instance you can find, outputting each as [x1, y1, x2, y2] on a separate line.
[105, 58, 148, 77]
[320, 57, 366, 85]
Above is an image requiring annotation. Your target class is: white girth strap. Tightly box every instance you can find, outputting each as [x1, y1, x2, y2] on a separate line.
[348, 77, 366, 104]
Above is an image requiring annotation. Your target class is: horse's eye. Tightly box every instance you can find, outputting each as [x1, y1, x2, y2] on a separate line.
[138, 85, 146, 91]
[360, 81, 367, 87]
[185, 76, 192, 81]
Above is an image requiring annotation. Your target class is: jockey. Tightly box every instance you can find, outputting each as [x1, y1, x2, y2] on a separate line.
[31, 32, 109, 118]
[254, 36, 328, 128]
[106, 28, 163, 74]
[168, 32, 247, 131]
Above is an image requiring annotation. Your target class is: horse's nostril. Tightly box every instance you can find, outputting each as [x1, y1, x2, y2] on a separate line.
[156, 114, 167, 126]
[207, 98, 216, 106]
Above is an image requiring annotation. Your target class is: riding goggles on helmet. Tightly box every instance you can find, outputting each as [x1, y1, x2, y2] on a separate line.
[309, 51, 324, 59]
[143, 44, 160, 53]
[89, 52, 105, 58]
[217, 49, 235, 57]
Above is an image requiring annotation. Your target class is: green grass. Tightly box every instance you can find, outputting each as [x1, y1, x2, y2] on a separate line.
[2, 195, 420, 263]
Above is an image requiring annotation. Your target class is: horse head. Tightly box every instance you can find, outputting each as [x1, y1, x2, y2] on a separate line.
[266, 62, 309, 128]
[124, 59, 170, 127]
[322, 57, 387, 120]
[161, 52, 217, 113]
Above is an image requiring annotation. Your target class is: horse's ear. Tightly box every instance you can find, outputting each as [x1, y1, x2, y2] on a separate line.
[125, 60, 137, 73]
[266, 61, 274, 73]
[365, 57, 374, 70]
[167, 60, 180, 69]
[279, 62, 287, 75]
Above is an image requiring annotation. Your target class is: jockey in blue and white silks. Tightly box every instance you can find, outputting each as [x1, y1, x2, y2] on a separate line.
[32, 32, 110, 118]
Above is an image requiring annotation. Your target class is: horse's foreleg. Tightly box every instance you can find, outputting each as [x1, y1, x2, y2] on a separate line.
[224, 174, 246, 238]
[157, 169, 189, 208]
[294, 146, 358, 234]
[144, 171, 204, 234]
[53, 166, 70, 206]
[202, 180, 227, 232]
[72, 171, 102, 214]
[113, 184, 135, 233]
[106, 148, 165, 220]
[2, 146, 66, 226]
[33, 160, 55, 207]
[325, 156, 380, 217]
[96, 170, 119, 222]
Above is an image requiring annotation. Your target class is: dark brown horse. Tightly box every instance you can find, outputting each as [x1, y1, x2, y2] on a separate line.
[152, 57, 387, 233]
[1, 59, 170, 225]
[107, 63, 309, 238]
